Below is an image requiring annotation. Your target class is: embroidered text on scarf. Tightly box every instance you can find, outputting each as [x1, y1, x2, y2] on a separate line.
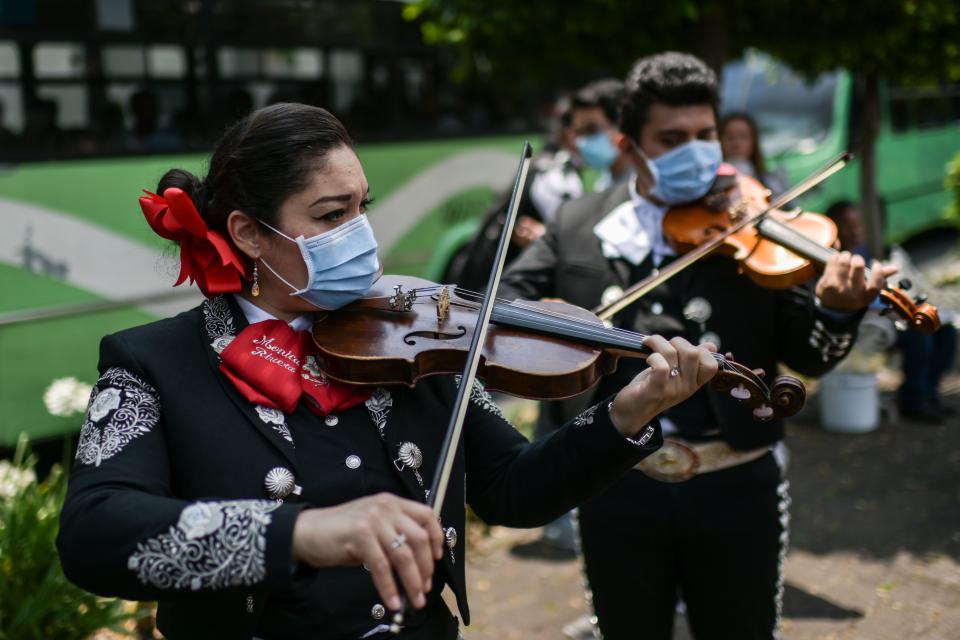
[219, 319, 370, 415]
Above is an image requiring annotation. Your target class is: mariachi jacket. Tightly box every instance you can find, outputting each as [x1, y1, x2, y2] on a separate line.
[57, 295, 661, 640]
[498, 181, 864, 450]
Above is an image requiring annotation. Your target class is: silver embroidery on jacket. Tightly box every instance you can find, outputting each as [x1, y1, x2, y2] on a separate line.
[454, 376, 507, 421]
[365, 388, 393, 437]
[572, 404, 600, 427]
[203, 296, 236, 342]
[255, 405, 293, 445]
[808, 319, 853, 363]
[127, 500, 281, 591]
[76, 368, 161, 467]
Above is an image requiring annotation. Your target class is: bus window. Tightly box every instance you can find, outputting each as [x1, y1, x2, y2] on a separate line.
[722, 52, 838, 157]
[0, 42, 18, 76]
[262, 48, 323, 79]
[34, 42, 86, 78]
[0, 84, 22, 136]
[103, 45, 146, 77]
[36, 84, 88, 129]
[147, 45, 186, 78]
[219, 47, 259, 78]
[0, 42, 20, 135]
[330, 49, 363, 114]
[888, 86, 960, 132]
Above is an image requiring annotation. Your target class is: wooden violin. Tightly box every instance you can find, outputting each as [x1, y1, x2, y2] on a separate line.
[595, 156, 941, 335]
[312, 274, 806, 421]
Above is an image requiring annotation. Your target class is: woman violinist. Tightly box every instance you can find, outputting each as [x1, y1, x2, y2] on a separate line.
[56, 103, 720, 640]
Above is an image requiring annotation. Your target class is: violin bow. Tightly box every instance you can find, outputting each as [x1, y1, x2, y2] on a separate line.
[390, 142, 533, 632]
[594, 152, 852, 321]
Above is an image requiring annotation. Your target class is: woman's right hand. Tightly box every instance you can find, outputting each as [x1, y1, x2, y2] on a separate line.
[292, 493, 444, 612]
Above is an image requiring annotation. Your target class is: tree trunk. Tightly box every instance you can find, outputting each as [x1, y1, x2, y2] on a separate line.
[685, 9, 728, 75]
[858, 72, 885, 260]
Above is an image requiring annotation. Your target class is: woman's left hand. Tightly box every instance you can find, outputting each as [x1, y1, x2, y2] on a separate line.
[609, 336, 719, 436]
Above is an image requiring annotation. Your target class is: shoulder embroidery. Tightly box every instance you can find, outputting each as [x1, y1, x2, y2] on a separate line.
[365, 388, 393, 437]
[76, 368, 160, 467]
[127, 500, 280, 591]
[455, 376, 507, 421]
[203, 296, 236, 342]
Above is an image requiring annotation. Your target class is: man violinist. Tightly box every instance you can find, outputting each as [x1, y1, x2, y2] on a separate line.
[498, 51, 895, 639]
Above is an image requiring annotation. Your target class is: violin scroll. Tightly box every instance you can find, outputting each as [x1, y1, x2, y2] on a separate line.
[878, 287, 940, 335]
[709, 358, 804, 421]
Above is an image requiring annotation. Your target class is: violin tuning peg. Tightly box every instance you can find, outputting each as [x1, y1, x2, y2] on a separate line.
[752, 368, 765, 379]
[724, 352, 736, 362]
[898, 278, 912, 291]
[914, 294, 928, 304]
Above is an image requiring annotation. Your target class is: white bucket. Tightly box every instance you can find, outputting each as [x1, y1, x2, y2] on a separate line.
[818, 372, 879, 433]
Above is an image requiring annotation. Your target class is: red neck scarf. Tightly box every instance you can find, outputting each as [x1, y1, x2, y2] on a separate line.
[219, 319, 370, 416]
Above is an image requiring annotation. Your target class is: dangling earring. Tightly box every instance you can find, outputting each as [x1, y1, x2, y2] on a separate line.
[251, 261, 261, 297]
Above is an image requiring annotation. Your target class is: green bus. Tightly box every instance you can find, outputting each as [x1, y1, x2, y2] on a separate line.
[1, 4, 957, 450]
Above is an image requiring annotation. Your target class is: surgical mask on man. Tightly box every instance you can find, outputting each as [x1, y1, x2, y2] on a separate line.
[259, 214, 381, 310]
[638, 139, 723, 205]
[576, 132, 619, 170]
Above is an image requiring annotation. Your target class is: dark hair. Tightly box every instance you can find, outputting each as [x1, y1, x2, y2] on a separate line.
[571, 78, 625, 126]
[157, 103, 354, 236]
[825, 200, 857, 226]
[720, 112, 767, 178]
[619, 52, 719, 142]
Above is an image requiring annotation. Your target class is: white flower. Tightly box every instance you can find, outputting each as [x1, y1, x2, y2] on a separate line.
[177, 502, 225, 540]
[0, 460, 36, 499]
[44, 377, 94, 417]
[88, 387, 122, 421]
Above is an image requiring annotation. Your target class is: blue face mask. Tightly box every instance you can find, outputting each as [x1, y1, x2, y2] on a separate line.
[260, 214, 381, 310]
[646, 140, 723, 204]
[576, 132, 619, 170]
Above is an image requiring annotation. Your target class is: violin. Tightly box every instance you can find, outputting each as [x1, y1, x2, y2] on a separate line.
[595, 158, 941, 335]
[312, 274, 806, 422]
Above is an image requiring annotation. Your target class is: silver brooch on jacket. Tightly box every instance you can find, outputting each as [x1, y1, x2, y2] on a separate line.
[264, 467, 301, 500]
[394, 442, 424, 486]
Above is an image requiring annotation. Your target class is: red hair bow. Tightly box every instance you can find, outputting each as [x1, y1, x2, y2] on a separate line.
[140, 187, 249, 298]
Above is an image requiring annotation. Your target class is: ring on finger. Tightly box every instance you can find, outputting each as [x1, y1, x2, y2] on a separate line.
[390, 533, 407, 550]
[669, 367, 680, 378]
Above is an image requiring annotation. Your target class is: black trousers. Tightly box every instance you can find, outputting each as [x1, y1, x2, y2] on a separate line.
[578, 452, 787, 640]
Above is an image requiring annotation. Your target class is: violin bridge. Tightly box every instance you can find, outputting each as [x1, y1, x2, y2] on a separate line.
[436, 286, 451, 324]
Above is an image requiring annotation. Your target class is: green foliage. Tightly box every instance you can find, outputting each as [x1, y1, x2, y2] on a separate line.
[752, 0, 960, 84]
[407, 0, 960, 86]
[405, 0, 756, 85]
[0, 436, 132, 640]
[948, 151, 960, 220]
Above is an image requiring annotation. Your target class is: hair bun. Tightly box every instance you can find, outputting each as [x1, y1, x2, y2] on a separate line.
[157, 168, 204, 209]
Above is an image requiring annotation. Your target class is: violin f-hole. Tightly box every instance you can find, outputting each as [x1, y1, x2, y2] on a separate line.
[403, 326, 468, 345]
